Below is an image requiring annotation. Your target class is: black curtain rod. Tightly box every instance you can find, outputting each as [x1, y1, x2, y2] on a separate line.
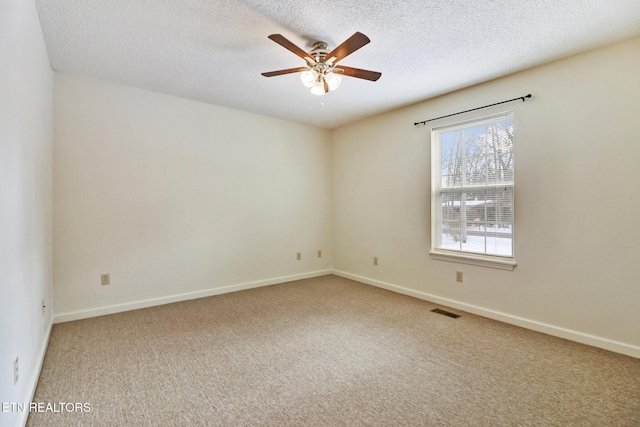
[414, 94, 532, 126]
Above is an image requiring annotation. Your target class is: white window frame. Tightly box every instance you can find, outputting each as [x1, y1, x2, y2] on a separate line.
[430, 112, 517, 270]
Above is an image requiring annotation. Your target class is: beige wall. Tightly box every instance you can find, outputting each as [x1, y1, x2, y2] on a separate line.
[0, 0, 53, 425]
[53, 74, 332, 319]
[332, 37, 640, 357]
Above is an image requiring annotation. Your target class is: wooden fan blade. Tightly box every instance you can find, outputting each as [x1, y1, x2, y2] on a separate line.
[326, 32, 370, 64]
[261, 67, 308, 77]
[268, 34, 314, 64]
[338, 66, 381, 81]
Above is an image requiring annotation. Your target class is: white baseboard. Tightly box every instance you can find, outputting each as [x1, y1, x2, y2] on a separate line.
[17, 319, 53, 427]
[54, 270, 333, 324]
[332, 269, 640, 359]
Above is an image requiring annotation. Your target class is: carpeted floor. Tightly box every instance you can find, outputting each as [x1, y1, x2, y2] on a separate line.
[28, 275, 640, 426]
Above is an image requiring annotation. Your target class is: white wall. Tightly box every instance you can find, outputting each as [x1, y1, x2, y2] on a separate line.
[53, 73, 332, 320]
[332, 37, 640, 357]
[0, 1, 54, 426]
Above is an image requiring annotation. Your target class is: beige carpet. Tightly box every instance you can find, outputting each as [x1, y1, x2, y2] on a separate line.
[29, 275, 640, 426]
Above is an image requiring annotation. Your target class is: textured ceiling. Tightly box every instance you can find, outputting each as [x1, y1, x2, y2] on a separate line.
[36, 0, 640, 129]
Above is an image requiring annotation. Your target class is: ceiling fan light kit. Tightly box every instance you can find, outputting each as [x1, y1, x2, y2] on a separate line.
[262, 32, 381, 96]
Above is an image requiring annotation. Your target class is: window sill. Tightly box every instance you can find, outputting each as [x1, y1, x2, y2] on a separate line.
[429, 250, 516, 271]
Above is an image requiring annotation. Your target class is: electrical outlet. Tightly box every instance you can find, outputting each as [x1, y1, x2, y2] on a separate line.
[42, 298, 46, 315]
[374, 257, 378, 266]
[296, 252, 301, 261]
[456, 271, 463, 282]
[14, 358, 18, 385]
[101, 274, 110, 286]
[317, 249, 322, 258]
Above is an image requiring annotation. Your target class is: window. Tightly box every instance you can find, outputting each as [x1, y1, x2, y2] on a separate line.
[430, 112, 516, 270]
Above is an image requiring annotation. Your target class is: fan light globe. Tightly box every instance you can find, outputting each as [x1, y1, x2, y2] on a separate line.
[310, 80, 325, 96]
[325, 72, 342, 91]
[300, 69, 317, 88]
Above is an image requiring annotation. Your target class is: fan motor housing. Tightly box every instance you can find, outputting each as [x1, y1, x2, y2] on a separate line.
[310, 42, 329, 61]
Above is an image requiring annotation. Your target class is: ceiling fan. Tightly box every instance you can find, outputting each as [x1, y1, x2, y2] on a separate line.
[262, 32, 381, 95]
